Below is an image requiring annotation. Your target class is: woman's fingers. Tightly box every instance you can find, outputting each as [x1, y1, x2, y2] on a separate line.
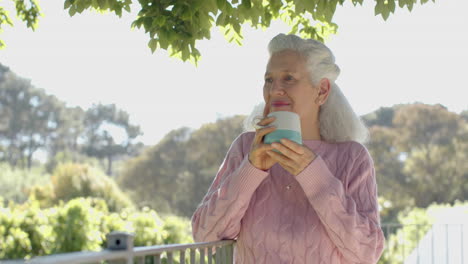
[271, 142, 300, 158]
[258, 116, 275, 126]
[253, 117, 276, 145]
[253, 126, 276, 145]
[267, 149, 294, 167]
[268, 140, 317, 176]
[279, 138, 305, 154]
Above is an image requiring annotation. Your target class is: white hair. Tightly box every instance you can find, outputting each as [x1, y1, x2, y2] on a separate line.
[244, 34, 369, 143]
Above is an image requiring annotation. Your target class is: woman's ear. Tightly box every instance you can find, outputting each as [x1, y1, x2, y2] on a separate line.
[317, 78, 331, 105]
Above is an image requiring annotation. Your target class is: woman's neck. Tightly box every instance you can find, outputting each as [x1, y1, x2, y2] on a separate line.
[301, 118, 321, 141]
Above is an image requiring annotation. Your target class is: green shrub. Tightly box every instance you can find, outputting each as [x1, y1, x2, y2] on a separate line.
[0, 199, 54, 259]
[162, 215, 193, 244]
[49, 163, 133, 211]
[51, 198, 105, 253]
[45, 151, 102, 174]
[0, 196, 195, 260]
[0, 163, 49, 204]
[128, 207, 166, 247]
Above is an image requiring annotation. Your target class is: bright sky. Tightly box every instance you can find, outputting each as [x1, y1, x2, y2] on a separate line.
[0, 0, 467, 145]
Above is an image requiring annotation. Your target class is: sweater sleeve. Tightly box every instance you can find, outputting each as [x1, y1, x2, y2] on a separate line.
[295, 143, 385, 264]
[191, 134, 269, 242]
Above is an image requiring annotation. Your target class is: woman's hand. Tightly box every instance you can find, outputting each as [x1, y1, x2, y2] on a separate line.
[249, 116, 277, 171]
[266, 138, 317, 176]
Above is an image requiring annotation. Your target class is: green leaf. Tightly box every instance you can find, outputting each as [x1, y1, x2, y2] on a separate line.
[215, 12, 226, 26]
[91, 0, 99, 9]
[407, 1, 414, 11]
[374, 1, 383, 15]
[243, 0, 251, 9]
[159, 36, 169, 50]
[181, 47, 189, 61]
[233, 22, 241, 35]
[382, 9, 390, 20]
[64, 0, 73, 9]
[398, 0, 407, 8]
[75, 0, 86, 13]
[69, 6, 77, 16]
[0, 39, 6, 49]
[388, 0, 396, 14]
[97, 0, 108, 9]
[148, 39, 158, 53]
[115, 7, 122, 17]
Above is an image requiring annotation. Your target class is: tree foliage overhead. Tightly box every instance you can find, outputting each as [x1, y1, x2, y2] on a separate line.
[1, 0, 435, 63]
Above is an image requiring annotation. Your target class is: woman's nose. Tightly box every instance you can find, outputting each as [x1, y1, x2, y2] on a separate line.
[270, 81, 286, 95]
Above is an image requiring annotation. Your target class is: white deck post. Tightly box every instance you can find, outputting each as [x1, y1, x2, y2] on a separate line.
[106, 231, 135, 264]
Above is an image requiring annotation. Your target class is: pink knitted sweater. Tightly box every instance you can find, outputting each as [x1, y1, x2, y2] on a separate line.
[191, 132, 385, 264]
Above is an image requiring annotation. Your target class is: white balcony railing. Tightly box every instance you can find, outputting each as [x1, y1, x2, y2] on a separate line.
[1, 232, 235, 264]
[1, 223, 466, 264]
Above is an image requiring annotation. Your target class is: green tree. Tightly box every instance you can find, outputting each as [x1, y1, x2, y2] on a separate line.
[1, 0, 436, 62]
[119, 115, 245, 217]
[83, 103, 142, 176]
[460, 109, 468, 122]
[402, 134, 468, 207]
[179, 115, 245, 215]
[365, 104, 468, 223]
[366, 126, 413, 223]
[393, 104, 460, 152]
[0, 67, 66, 169]
[120, 127, 194, 214]
[47, 106, 86, 160]
[42, 163, 134, 211]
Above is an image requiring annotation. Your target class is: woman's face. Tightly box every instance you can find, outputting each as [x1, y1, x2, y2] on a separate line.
[263, 50, 318, 120]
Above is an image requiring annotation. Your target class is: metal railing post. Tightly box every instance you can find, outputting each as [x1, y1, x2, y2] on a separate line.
[106, 231, 135, 264]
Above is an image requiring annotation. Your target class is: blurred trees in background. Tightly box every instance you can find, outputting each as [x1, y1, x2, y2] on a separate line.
[0, 64, 143, 174]
[363, 104, 468, 223]
[83, 103, 142, 175]
[119, 116, 245, 216]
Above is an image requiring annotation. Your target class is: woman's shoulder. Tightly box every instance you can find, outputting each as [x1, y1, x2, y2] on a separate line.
[228, 131, 255, 156]
[323, 141, 375, 186]
[325, 140, 373, 164]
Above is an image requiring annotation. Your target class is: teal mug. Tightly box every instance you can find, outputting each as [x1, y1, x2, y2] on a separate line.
[262, 111, 302, 145]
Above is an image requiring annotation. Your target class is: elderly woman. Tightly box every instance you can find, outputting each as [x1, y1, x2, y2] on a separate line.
[191, 34, 385, 264]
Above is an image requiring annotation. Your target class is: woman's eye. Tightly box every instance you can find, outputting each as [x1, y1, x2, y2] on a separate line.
[285, 75, 294, 81]
[265, 77, 273, 83]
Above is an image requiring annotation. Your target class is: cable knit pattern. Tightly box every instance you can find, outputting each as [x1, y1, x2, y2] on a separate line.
[191, 132, 385, 264]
